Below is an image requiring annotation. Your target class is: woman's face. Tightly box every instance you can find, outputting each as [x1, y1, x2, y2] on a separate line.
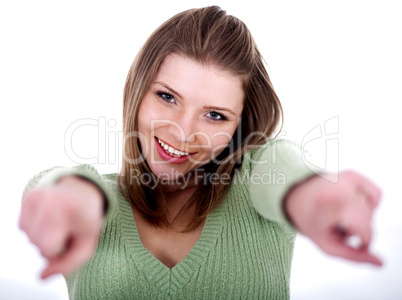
[137, 53, 244, 180]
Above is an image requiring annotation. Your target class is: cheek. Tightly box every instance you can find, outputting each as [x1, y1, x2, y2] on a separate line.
[136, 101, 154, 154]
[207, 132, 234, 158]
[138, 97, 171, 130]
[208, 122, 240, 155]
[137, 100, 148, 130]
[137, 98, 160, 133]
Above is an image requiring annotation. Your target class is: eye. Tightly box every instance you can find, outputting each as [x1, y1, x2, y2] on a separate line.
[156, 91, 176, 104]
[206, 111, 228, 122]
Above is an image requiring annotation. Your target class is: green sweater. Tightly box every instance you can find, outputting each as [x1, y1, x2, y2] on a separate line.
[26, 140, 315, 299]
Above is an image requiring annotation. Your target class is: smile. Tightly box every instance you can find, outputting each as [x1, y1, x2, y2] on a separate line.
[156, 137, 190, 157]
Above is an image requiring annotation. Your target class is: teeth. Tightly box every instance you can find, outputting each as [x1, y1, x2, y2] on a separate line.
[157, 138, 189, 157]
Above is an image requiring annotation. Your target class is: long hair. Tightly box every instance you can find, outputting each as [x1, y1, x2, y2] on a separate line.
[118, 6, 283, 231]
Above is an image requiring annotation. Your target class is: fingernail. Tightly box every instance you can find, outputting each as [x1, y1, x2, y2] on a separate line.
[345, 235, 363, 249]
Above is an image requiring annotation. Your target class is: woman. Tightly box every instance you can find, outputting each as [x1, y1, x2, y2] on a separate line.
[20, 6, 382, 299]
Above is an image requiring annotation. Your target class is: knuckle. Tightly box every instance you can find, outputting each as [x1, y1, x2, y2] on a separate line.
[64, 200, 79, 216]
[84, 245, 96, 261]
[23, 192, 39, 212]
[19, 211, 28, 231]
[342, 169, 357, 179]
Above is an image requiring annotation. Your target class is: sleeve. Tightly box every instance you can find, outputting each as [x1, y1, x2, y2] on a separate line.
[247, 139, 318, 231]
[23, 164, 116, 216]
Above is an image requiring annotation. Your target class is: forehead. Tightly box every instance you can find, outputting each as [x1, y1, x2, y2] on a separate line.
[154, 54, 244, 113]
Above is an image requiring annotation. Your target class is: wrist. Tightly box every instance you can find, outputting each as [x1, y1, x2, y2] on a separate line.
[283, 174, 318, 234]
[56, 176, 106, 216]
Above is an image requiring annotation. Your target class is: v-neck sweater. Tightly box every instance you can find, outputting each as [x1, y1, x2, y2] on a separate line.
[26, 139, 315, 299]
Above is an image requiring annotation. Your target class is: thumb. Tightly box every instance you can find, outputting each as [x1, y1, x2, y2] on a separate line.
[41, 234, 98, 279]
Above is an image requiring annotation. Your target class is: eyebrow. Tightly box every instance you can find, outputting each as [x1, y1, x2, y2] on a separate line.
[154, 81, 238, 117]
[154, 82, 184, 99]
[203, 106, 237, 117]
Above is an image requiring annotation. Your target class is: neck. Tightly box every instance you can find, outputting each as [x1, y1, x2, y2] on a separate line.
[157, 169, 205, 194]
[158, 186, 199, 230]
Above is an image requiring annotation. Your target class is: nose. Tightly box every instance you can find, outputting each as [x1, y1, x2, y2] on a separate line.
[168, 114, 197, 144]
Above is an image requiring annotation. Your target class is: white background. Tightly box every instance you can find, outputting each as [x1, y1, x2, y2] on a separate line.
[1, 0, 401, 299]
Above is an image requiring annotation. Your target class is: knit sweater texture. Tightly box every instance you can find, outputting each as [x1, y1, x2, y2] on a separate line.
[25, 139, 315, 299]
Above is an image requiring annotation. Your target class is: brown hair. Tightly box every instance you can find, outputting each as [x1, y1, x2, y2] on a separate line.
[118, 6, 283, 231]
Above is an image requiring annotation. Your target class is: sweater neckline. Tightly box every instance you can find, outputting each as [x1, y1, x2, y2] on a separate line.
[119, 196, 225, 294]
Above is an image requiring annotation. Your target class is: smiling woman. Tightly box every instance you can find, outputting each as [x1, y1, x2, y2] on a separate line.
[119, 7, 283, 234]
[19, 5, 382, 300]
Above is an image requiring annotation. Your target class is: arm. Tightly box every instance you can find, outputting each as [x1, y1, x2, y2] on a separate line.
[247, 139, 316, 230]
[247, 140, 382, 265]
[20, 167, 110, 279]
[284, 170, 382, 265]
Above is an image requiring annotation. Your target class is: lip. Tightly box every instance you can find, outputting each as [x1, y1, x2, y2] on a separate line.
[154, 137, 195, 164]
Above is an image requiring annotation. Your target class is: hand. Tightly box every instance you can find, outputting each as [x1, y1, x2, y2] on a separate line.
[19, 176, 104, 279]
[285, 170, 383, 266]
